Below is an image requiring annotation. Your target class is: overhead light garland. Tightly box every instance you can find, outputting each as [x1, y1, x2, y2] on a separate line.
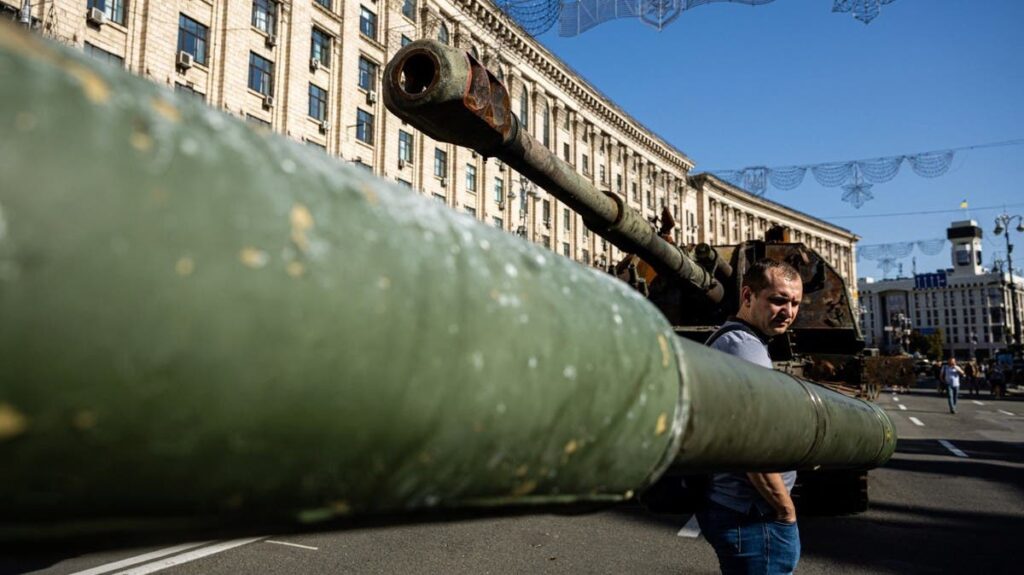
[494, 0, 896, 38]
[707, 139, 1024, 208]
[857, 238, 947, 277]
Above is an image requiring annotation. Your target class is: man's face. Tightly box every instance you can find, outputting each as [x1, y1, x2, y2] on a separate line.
[740, 269, 803, 336]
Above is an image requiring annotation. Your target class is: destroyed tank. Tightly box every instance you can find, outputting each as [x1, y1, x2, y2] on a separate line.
[0, 28, 893, 543]
[383, 40, 889, 514]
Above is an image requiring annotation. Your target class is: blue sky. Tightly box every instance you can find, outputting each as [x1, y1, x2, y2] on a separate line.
[532, 0, 1024, 279]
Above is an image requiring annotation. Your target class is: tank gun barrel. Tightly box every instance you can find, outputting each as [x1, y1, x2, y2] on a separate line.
[382, 40, 723, 302]
[0, 27, 893, 542]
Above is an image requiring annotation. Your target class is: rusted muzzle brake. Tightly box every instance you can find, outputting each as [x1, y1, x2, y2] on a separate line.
[384, 40, 723, 303]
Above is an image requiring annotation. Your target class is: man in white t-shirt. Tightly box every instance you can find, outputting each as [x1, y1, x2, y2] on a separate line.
[940, 358, 965, 414]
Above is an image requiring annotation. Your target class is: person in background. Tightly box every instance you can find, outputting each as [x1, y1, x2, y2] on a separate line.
[940, 357, 965, 414]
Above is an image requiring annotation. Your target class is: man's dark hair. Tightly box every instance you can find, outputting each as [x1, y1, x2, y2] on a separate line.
[742, 259, 800, 293]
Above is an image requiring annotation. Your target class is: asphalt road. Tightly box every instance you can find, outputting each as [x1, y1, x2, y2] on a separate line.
[6, 380, 1023, 575]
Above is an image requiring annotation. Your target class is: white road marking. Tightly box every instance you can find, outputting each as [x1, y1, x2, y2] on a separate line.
[938, 439, 968, 458]
[68, 542, 212, 575]
[265, 539, 319, 551]
[898, 404, 907, 411]
[909, 417, 925, 427]
[998, 409, 1015, 416]
[972, 400, 985, 406]
[892, 396, 900, 402]
[113, 537, 264, 574]
[677, 515, 701, 538]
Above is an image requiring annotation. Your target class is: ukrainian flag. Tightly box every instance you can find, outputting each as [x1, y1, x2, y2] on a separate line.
[960, 199, 968, 209]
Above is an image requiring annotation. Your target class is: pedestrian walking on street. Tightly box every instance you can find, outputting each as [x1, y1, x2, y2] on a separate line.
[697, 259, 803, 574]
[940, 358, 965, 414]
[965, 361, 979, 397]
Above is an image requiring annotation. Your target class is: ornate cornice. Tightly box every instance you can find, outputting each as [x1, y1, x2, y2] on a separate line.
[452, 0, 695, 173]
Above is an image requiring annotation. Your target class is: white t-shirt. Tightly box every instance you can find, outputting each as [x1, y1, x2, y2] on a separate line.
[941, 365, 962, 387]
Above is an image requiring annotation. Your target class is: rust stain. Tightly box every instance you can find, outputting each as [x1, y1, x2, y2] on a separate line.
[286, 261, 305, 278]
[657, 334, 671, 368]
[240, 247, 269, 269]
[515, 464, 529, 478]
[655, 412, 668, 436]
[510, 480, 537, 497]
[0, 403, 28, 441]
[150, 97, 182, 123]
[175, 257, 195, 276]
[0, 27, 109, 103]
[290, 203, 315, 252]
[563, 439, 579, 455]
[71, 410, 98, 431]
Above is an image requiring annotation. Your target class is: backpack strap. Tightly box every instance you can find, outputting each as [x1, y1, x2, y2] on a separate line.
[705, 322, 761, 347]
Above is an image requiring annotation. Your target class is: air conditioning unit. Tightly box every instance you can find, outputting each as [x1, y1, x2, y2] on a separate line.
[366, 90, 378, 105]
[176, 51, 194, 70]
[398, 159, 406, 169]
[319, 120, 330, 133]
[262, 94, 275, 109]
[265, 34, 278, 49]
[497, 201, 505, 210]
[507, 191, 517, 200]
[310, 58, 321, 72]
[439, 177, 448, 187]
[543, 217, 551, 227]
[495, 160, 503, 169]
[87, 7, 106, 26]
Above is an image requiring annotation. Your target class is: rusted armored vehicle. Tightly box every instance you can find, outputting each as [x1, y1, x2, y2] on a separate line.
[383, 40, 888, 514]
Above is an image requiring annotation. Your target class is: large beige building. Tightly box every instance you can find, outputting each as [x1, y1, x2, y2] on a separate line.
[4, 0, 858, 284]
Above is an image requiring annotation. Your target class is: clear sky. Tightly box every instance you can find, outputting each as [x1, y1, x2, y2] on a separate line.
[532, 0, 1024, 279]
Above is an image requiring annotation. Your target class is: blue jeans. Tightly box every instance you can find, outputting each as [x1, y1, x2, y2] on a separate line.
[697, 501, 800, 575]
[947, 384, 959, 413]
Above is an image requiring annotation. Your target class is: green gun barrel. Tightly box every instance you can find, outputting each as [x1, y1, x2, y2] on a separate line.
[0, 26, 893, 542]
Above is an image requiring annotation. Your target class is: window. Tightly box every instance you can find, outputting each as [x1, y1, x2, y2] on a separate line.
[542, 199, 551, 224]
[438, 22, 449, 44]
[493, 217, 504, 229]
[87, 0, 125, 25]
[359, 6, 377, 40]
[356, 109, 374, 144]
[542, 235, 551, 248]
[397, 178, 412, 188]
[562, 243, 571, 257]
[306, 139, 327, 151]
[542, 103, 550, 148]
[178, 15, 208, 65]
[252, 0, 277, 35]
[582, 154, 589, 175]
[246, 114, 271, 128]
[563, 110, 570, 130]
[433, 193, 446, 203]
[308, 84, 327, 121]
[401, 35, 413, 47]
[519, 88, 529, 130]
[466, 164, 477, 193]
[562, 208, 571, 231]
[314, 0, 332, 10]
[465, 205, 476, 217]
[83, 42, 124, 66]
[582, 249, 590, 265]
[248, 52, 274, 95]
[434, 148, 447, 178]
[631, 182, 638, 203]
[175, 83, 205, 102]
[563, 143, 570, 162]
[358, 57, 378, 91]
[616, 174, 622, 193]
[494, 178, 504, 204]
[398, 130, 413, 164]
[311, 28, 331, 68]
[402, 0, 416, 21]
[599, 165, 604, 184]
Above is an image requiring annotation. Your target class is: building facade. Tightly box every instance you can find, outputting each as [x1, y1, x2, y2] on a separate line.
[4, 0, 856, 284]
[858, 220, 1024, 359]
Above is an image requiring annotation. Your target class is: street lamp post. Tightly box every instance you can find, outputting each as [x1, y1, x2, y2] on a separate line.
[994, 212, 1024, 346]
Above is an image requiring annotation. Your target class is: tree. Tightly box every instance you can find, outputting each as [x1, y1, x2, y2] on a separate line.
[908, 329, 944, 360]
